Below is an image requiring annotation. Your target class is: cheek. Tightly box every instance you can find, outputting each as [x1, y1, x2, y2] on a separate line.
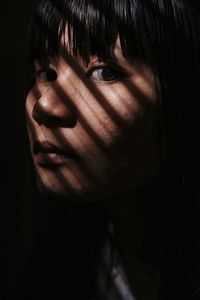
[96, 81, 156, 127]
[25, 91, 42, 157]
[75, 82, 147, 150]
[25, 91, 36, 123]
[107, 94, 144, 127]
[94, 83, 159, 187]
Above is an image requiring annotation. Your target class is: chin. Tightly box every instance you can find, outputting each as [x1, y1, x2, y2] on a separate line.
[35, 172, 102, 203]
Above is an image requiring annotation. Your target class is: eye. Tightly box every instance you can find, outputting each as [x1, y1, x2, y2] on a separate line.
[89, 67, 122, 82]
[35, 68, 58, 82]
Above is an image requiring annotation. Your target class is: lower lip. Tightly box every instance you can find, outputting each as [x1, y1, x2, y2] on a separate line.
[34, 152, 73, 167]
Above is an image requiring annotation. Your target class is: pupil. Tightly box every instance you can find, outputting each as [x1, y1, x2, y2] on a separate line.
[102, 68, 116, 80]
[46, 69, 57, 81]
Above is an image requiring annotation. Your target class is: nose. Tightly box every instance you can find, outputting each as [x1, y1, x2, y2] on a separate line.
[32, 83, 76, 128]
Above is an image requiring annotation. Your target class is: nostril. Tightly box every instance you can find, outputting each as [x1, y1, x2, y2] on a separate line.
[32, 102, 77, 128]
[43, 116, 77, 128]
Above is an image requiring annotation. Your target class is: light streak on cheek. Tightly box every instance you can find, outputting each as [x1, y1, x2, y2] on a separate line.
[61, 124, 114, 182]
[77, 102, 121, 145]
[102, 89, 144, 125]
[26, 114, 37, 155]
[60, 75, 121, 144]
[25, 107, 39, 154]
[25, 92, 35, 116]
[25, 92, 38, 135]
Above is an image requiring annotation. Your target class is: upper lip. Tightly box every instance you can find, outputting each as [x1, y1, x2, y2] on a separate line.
[33, 140, 76, 158]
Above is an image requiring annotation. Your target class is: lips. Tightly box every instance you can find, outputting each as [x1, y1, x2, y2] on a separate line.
[33, 141, 76, 166]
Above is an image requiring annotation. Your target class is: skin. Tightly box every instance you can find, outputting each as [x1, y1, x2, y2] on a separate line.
[26, 38, 160, 202]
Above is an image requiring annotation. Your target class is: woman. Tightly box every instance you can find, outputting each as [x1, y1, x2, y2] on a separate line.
[24, 0, 200, 299]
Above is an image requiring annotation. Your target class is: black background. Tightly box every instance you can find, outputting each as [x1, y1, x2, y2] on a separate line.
[0, 1, 39, 298]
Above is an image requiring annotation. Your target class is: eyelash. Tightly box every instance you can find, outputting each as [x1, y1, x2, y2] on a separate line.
[32, 64, 127, 84]
[87, 65, 127, 83]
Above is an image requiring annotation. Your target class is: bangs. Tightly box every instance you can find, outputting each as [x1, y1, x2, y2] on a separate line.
[29, 0, 158, 66]
[29, 0, 200, 101]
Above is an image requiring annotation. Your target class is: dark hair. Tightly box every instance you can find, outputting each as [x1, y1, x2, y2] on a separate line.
[27, 1, 200, 299]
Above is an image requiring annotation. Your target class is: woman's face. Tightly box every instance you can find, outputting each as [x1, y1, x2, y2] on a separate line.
[26, 38, 160, 202]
